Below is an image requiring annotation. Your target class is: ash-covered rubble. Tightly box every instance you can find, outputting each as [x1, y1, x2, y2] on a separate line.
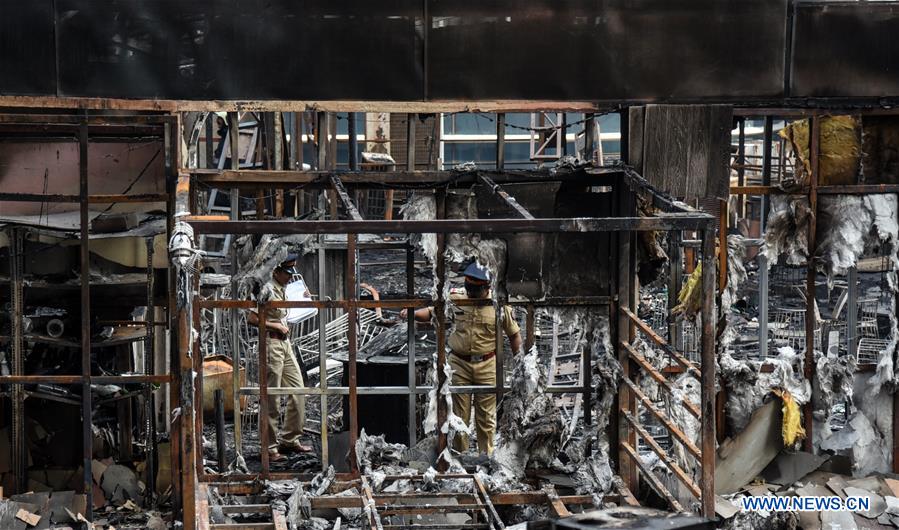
[227, 320, 623, 529]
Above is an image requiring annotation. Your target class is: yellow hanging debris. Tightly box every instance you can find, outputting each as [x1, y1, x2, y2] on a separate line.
[672, 262, 702, 320]
[771, 388, 806, 447]
[779, 115, 860, 187]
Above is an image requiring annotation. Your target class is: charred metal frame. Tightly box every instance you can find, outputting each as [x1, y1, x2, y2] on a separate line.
[0, 109, 720, 529]
[729, 108, 899, 466]
[0, 113, 177, 519]
[180, 109, 718, 526]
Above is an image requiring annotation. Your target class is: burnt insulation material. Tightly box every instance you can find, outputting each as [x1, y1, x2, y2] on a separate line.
[812, 349, 856, 446]
[763, 193, 898, 286]
[497, 345, 565, 468]
[760, 193, 899, 450]
[722, 347, 811, 435]
[762, 195, 811, 267]
[636, 194, 669, 286]
[400, 192, 437, 277]
[422, 352, 470, 440]
[718, 234, 749, 357]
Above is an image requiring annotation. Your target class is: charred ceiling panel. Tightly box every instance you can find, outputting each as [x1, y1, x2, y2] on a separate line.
[54, 0, 423, 100]
[8, 0, 899, 102]
[427, 0, 787, 101]
[472, 179, 613, 299]
[475, 182, 559, 298]
[791, 3, 899, 99]
[546, 185, 614, 298]
[862, 116, 899, 185]
[0, 140, 166, 216]
[0, 0, 55, 96]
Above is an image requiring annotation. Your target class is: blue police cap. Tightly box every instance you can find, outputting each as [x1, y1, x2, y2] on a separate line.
[463, 261, 492, 283]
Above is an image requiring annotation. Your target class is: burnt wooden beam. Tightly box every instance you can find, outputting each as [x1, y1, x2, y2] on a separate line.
[190, 167, 622, 189]
[478, 174, 535, 220]
[187, 215, 714, 235]
[329, 175, 363, 221]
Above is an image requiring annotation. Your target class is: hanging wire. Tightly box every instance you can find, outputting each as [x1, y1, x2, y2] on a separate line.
[337, 109, 616, 133]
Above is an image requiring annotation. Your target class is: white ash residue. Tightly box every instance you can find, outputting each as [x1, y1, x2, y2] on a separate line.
[722, 234, 749, 322]
[763, 193, 898, 286]
[422, 353, 470, 439]
[722, 509, 799, 530]
[497, 345, 565, 468]
[667, 374, 702, 473]
[400, 192, 437, 269]
[867, 280, 899, 396]
[265, 466, 338, 530]
[762, 194, 811, 267]
[355, 429, 408, 480]
[816, 194, 898, 286]
[813, 348, 856, 443]
[723, 347, 811, 434]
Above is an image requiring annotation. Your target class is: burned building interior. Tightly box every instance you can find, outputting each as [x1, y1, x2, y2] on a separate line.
[3, 1, 899, 530]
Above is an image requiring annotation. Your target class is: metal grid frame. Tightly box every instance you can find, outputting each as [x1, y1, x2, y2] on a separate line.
[729, 108, 899, 464]
[179, 110, 718, 527]
[0, 113, 177, 521]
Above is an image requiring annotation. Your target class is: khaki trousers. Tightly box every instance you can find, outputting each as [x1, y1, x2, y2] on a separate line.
[449, 354, 496, 455]
[265, 338, 305, 451]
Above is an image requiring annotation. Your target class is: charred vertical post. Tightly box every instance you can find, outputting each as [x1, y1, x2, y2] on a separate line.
[258, 301, 270, 478]
[205, 112, 214, 168]
[496, 113, 505, 170]
[172, 115, 197, 530]
[166, 133, 183, 520]
[349, 113, 359, 171]
[347, 233, 359, 469]
[274, 112, 284, 217]
[584, 113, 595, 163]
[192, 291, 203, 479]
[176, 290, 196, 528]
[435, 190, 448, 467]
[406, 113, 416, 171]
[325, 114, 338, 219]
[848, 266, 858, 360]
[718, 201, 727, 292]
[615, 175, 637, 493]
[758, 116, 773, 359]
[525, 304, 535, 351]
[406, 243, 417, 447]
[296, 112, 304, 170]
[145, 236, 157, 504]
[318, 243, 329, 471]
[214, 389, 227, 473]
[736, 118, 745, 218]
[10, 227, 25, 493]
[79, 121, 95, 517]
[700, 226, 717, 519]
[668, 230, 682, 348]
[296, 112, 305, 215]
[229, 111, 242, 456]
[494, 299, 504, 411]
[804, 117, 820, 452]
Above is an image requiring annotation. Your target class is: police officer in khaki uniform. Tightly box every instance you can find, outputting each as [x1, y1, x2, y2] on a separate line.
[248, 254, 313, 461]
[403, 261, 523, 454]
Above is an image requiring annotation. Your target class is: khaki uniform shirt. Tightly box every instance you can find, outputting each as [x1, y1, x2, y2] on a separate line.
[258, 280, 288, 325]
[433, 291, 520, 355]
[257, 280, 292, 360]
